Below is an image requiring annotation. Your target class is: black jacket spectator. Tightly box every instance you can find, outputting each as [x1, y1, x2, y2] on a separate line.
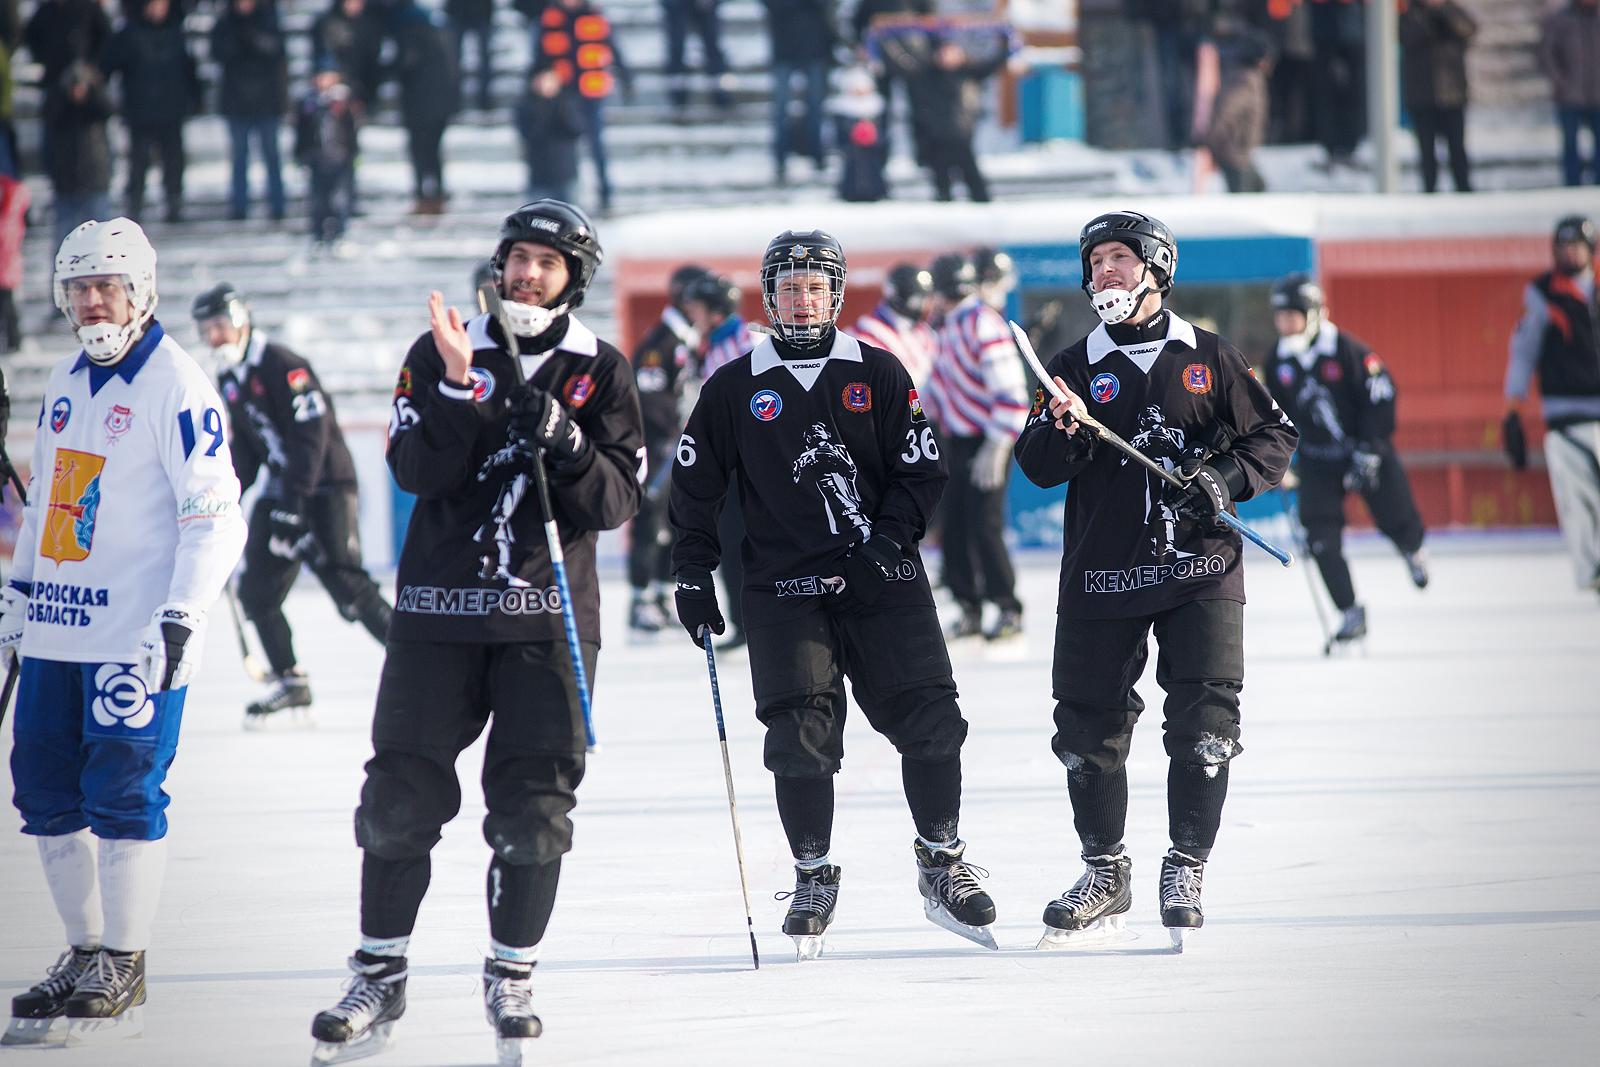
[99, 5, 201, 128]
[310, 0, 386, 108]
[447, 0, 496, 25]
[1399, 0, 1476, 193]
[24, 0, 111, 90]
[391, 6, 461, 127]
[760, 0, 839, 63]
[43, 62, 111, 195]
[211, 0, 289, 119]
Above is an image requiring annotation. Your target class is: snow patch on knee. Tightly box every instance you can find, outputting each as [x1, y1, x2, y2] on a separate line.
[1058, 751, 1086, 772]
[1192, 734, 1237, 765]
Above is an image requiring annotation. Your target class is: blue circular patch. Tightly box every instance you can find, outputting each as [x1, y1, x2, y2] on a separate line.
[50, 397, 72, 433]
[750, 389, 783, 422]
[1090, 372, 1120, 404]
[468, 368, 496, 403]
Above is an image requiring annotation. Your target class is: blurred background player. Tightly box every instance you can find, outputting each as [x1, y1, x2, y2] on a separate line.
[1, 218, 245, 1046]
[670, 229, 999, 956]
[190, 282, 393, 726]
[1264, 272, 1429, 647]
[854, 262, 936, 387]
[1503, 215, 1600, 596]
[626, 262, 709, 639]
[1014, 210, 1295, 951]
[927, 248, 1028, 641]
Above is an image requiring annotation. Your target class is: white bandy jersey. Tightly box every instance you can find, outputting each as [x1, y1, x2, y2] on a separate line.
[854, 303, 936, 388]
[11, 323, 247, 663]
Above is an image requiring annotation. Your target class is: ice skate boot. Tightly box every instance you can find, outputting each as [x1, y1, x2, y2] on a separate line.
[3, 945, 98, 1046]
[62, 949, 145, 1045]
[1159, 849, 1206, 953]
[1324, 604, 1367, 654]
[913, 840, 998, 949]
[245, 670, 313, 730]
[983, 609, 1023, 643]
[310, 952, 407, 1065]
[1404, 548, 1430, 589]
[1038, 852, 1133, 949]
[947, 604, 983, 640]
[627, 593, 666, 643]
[775, 863, 841, 961]
[483, 958, 542, 1066]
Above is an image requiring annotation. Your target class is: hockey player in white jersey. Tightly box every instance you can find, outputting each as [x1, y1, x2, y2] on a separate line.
[0, 218, 246, 1046]
[853, 263, 936, 388]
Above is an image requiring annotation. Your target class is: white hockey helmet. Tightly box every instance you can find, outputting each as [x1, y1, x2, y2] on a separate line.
[54, 217, 159, 365]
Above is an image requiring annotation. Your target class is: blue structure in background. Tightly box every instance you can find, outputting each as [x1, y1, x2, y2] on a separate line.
[1002, 233, 1315, 549]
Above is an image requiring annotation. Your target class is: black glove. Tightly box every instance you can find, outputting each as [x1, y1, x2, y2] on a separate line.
[509, 389, 593, 469]
[1502, 410, 1528, 470]
[674, 565, 725, 645]
[1345, 446, 1382, 494]
[841, 533, 902, 608]
[267, 496, 309, 559]
[1173, 464, 1231, 523]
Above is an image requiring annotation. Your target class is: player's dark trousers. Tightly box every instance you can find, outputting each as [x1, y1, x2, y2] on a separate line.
[942, 434, 1021, 614]
[125, 120, 185, 220]
[1051, 599, 1243, 858]
[1297, 447, 1426, 611]
[748, 567, 969, 856]
[237, 489, 392, 675]
[627, 439, 674, 590]
[356, 638, 595, 946]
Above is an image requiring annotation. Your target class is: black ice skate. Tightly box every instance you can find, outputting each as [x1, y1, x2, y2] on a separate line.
[775, 863, 841, 961]
[244, 670, 313, 730]
[627, 594, 666, 643]
[1159, 849, 1207, 953]
[1038, 852, 1133, 949]
[913, 840, 998, 949]
[2, 945, 98, 1046]
[1325, 604, 1367, 655]
[310, 952, 407, 1065]
[63, 948, 145, 1045]
[483, 958, 542, 1067]
[947, 605, 983, 640]
[1405, 548, 1430, 590]
[983, 609, 1023, 643]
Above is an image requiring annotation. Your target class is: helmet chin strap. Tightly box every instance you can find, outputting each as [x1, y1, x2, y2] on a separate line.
[1090, 265, 1155, 326]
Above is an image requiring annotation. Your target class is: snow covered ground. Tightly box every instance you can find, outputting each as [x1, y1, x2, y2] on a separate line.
[2, 533, 1597, 1066]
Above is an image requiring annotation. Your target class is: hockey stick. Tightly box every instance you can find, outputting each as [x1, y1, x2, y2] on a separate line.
[477, 284, 597, 751]
[0, 662, 15, 730]
[702, 629, 760, 971]
[1007, 320, 1293, 567]
[1277, 486, 1335, 656]
[0, 452, 27, 725]
[224, 583, 271, 682]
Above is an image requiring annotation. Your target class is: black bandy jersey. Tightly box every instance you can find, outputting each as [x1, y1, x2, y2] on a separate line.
[1262, 321, 1396, 463]
[1015, 312, 1297, 620]
[387, 314, 645, 645]
[670, 330, 946, 604]
[218, 331, 357, 498]
[630, 307, 697, 443]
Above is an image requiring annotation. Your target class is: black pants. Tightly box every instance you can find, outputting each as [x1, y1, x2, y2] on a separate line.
[356, 638, 595, 943]
[1410, 105, 1471, 193]
[924, 134, 989, 202]
[1052, 599, 1243, 855]
[627, 439, 674, 591]
[941, 434, 1020, 614]
[1297, 448, 1426, 612]
[405, 117, 448, 199]
[125, 121, 185, 219]
[236, 489, 392, 675]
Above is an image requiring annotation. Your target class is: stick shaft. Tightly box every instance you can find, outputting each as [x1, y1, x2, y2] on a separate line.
[704, 632, 760, 970]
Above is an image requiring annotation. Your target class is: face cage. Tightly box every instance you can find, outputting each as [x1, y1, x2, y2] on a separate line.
[761, 260, 846, 348]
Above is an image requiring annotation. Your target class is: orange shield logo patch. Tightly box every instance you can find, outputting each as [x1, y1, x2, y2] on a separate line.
[42, 448, 106, 564]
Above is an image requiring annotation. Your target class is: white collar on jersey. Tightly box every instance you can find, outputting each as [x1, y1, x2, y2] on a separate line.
[750, 329, 862, 392]
[465, 312, 598, 386]
[1086, 311, 1198, 372]
[243, 326, 269, 368]
[1276, 320, 1340, 370]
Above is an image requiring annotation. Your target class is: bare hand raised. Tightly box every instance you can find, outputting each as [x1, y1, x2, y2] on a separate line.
[428, 290, 473, 384]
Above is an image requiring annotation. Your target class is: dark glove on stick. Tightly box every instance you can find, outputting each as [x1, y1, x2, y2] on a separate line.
[841, 533, 902, 608]
[674, 565, 725, 645]
[267, 496, 309, 559]
[1173, 464, 1232, 523]
[1501, 410, 1528, 470]
[1344, 446, 1382, 494]
[509, 389, 593, 469]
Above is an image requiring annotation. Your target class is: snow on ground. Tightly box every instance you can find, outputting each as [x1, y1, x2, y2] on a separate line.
[2, 533, 1597, 1066]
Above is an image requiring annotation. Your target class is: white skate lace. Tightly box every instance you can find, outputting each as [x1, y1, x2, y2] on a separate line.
[924, 860, 992, 907]
[774, 872, 838, 917]
[1160, 855, 1205, 910]
[1052, 855, 1124, 911]
[326, 968, 398, 1026]
[487, 974, 536, 1021]
[32, 948, 91, 998]
[73, 951, 133, 998]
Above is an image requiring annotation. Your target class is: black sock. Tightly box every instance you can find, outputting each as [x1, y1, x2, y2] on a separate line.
[774, 776, 834, 861]
[361, 851, 431, 940]
[1068, 765, 1128, 855]
[901, 756, 961, 844]
[1168, 761, 1230, 860]
[487, 856, 563, 948]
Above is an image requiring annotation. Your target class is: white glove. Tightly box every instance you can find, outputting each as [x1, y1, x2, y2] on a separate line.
[135, 603, 206, 693]
[0, 586, 27, 671]
[970, 435, 1014, 492]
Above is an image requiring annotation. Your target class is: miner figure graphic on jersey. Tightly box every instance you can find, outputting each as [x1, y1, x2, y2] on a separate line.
[792, 421, 871, 539]
[1125, 405, 1192, 561]
[472, 444, 532, 585]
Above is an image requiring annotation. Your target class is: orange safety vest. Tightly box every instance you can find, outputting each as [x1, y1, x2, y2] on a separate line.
[539, 6, 615, 99]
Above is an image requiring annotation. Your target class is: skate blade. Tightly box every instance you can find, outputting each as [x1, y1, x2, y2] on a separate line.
[244, 707, 316, 732]
[1035, 913, 1131, 950]
[2, 1015, 66, 1046]
[64, 1005, 144, 1045]
[311, 1022, 396, 1066]
[791, 934, 826, 961]
[497, 1034, 541, 1067]
[923, 900, 999, 950]
[1167, 925, 1198, 953]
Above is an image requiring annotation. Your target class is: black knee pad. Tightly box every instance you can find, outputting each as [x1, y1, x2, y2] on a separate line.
[759, 692, 845, 778]
[1162, 679, 1243, 766]
[482, 752, 584, 866]
[1051, 704, 1140, 775]
[355, 752, 460, 860]
[871, 686, 968, 763]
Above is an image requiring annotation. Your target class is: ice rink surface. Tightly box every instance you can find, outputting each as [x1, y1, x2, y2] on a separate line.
[2, 534, 1597, 1067]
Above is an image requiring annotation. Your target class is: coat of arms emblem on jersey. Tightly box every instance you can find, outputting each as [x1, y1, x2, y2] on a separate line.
[43, 448, 106, 563]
